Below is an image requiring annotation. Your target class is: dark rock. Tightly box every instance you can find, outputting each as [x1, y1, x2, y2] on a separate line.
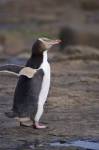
[59, 26, 99, 51]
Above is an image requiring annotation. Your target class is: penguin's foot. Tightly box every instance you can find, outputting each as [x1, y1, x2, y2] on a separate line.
[20, 120, 33, 127]
[33, 122, 47, 129]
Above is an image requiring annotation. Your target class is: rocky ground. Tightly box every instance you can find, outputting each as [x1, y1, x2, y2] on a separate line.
[0, 47, 99, 149]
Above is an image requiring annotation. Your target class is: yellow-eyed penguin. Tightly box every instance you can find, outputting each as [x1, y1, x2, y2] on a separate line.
[0, 38, 60, 129]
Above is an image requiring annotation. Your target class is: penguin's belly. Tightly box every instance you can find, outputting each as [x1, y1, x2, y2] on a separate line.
[38, 62, 50, 105]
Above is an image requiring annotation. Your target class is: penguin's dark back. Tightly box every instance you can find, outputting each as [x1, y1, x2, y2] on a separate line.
[13, 69, 44, 117]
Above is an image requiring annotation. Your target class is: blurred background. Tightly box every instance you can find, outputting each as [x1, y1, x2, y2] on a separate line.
[0, 0, 99, 59]
[1, 1, 99, 148]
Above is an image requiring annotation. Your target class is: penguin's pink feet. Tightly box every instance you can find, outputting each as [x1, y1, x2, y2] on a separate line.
[33, 122, 47, 129]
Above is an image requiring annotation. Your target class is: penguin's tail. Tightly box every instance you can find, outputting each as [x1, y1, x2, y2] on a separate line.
[5, 110, 17, 118]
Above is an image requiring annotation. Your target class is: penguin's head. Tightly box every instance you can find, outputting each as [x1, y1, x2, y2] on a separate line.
[32, 37, 61, 55]
[39, 37, 61, 50]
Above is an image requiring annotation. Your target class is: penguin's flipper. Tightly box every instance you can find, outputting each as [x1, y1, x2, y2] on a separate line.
[19, 67, 37, 78]
[0, 64, 24, 76]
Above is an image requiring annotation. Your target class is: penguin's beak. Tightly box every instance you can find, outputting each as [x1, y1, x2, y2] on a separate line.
[47, 39, 61, 50]
[39, 37, 61, 50]
[47, 39, 61, 49]
[51, 39, 61, 45]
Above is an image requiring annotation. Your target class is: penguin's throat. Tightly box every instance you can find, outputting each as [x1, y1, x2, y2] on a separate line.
[39, 51, 49, 70]
[42, 51, 48, 62]
[26, 51, 48, 69]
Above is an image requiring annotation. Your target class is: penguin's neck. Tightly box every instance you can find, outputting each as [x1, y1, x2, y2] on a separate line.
[42, 51, 48, 63]
[26, 54, 43, 69]
[26, 51, 48, 69]
[39, 51, 49, 70]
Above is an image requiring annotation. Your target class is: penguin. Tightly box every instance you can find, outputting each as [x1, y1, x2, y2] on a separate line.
[0, 37, 60, 129]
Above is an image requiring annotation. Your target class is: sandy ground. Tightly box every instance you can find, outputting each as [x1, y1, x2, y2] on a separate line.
[0, 48, 99, 149]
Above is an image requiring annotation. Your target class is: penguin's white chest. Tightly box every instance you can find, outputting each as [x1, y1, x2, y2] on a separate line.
[38, 51, 50, 105]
